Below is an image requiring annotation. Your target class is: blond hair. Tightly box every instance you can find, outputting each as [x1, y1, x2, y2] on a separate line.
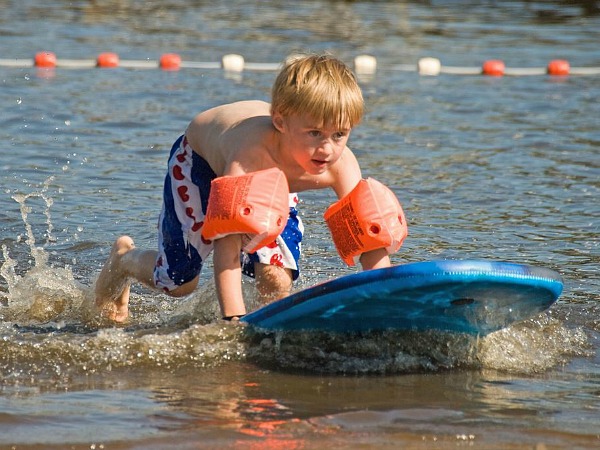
[271, 54, 364, 129]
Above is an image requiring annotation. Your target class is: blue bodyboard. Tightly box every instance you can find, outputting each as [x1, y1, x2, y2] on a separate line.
[241, 260, 563, 335]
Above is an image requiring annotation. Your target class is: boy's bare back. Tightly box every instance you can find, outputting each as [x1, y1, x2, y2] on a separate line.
[185, 100, 278, 178]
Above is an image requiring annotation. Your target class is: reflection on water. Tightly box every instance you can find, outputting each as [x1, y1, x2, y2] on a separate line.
[2, 359, 599, 447]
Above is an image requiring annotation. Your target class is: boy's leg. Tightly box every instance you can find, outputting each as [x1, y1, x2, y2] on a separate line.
[245, 193, 303, 305]
[95, 235, 200, 322]
[254, 263, 293, 304]
[95, 236, 156, 322]
[95, 135, 213, 322]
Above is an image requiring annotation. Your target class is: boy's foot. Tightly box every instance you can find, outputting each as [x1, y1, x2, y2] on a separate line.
[95, 236, 135, 323]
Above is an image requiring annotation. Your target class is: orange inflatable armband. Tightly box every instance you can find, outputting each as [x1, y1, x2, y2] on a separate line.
[202, 168, 290, 253]
[324, 178, 408, 266]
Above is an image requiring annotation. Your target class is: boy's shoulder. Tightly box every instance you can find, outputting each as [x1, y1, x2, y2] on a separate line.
[191, 100, 272, 137]
[215, 100, 271, 117]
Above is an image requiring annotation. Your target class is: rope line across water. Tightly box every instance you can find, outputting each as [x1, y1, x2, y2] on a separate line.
[1, 51, 599, 76]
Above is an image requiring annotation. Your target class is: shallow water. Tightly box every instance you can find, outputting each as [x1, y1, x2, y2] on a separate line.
[1, 0, 599, 448]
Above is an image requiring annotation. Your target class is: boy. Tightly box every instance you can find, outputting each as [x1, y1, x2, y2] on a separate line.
[95, 53, 407, 323]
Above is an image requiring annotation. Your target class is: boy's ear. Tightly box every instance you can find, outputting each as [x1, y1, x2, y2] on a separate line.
[272, 111, 285, 132]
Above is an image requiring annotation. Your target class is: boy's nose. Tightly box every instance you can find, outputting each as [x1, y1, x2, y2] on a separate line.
[318, 140, 334, 154]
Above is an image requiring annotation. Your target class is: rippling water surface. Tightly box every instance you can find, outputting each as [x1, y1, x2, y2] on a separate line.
[1, 1, 599, 448]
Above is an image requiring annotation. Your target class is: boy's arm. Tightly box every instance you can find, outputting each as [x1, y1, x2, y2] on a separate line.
[359, 248, 391, 270]
[326, 152, 407, 270]
[213, 234, 247, 318]
[328, 151, 395, 271]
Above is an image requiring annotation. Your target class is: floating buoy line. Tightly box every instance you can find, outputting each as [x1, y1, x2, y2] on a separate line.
[1, 51, 599, 76]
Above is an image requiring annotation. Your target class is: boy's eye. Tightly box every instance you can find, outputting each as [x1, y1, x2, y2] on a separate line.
[308, 130, 321, 137]
[332, 132, 348, 142]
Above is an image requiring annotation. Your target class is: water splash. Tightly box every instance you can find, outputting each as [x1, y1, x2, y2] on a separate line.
[242, 310, 589, 375]
[1, 310, 588, 381]
[0, 322, 246, 380]
[13, 176, 55, 267]
[0, 177, 88, 324]
[477, 312, 591, 373]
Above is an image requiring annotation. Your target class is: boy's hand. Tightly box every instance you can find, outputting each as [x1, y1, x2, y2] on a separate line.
[222, 314, 245, 322]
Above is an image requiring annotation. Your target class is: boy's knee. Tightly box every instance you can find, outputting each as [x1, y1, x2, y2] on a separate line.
[254, 263, 292, 300]
[166, 277, 199, 298]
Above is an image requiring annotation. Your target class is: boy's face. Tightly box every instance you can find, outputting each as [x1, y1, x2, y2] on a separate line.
[273, 111, 351, 175]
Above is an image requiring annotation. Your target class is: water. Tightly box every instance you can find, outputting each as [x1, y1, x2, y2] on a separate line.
[1, 0, 599, 448]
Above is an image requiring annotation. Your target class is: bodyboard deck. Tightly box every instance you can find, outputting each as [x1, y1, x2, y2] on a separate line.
[241, 260, 563, 335]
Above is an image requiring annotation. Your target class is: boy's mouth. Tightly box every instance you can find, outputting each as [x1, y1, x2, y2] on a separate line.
[311, 159, 328, 168]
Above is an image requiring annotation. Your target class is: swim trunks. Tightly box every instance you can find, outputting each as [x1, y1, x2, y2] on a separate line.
[153, 135, 303, 292]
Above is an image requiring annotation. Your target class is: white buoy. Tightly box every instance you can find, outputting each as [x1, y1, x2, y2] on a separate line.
[354, 55, 377, 75]
[418, 57, 441, 76]
[222, 54, 245, 72]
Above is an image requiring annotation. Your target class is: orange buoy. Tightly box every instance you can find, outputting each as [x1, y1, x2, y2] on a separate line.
[34, 51, 57, 68]
[159, 53, 181, 70]
[482, 59, 505, 76]
[547, 59, 570, 76]
[96, 52, 119, 68]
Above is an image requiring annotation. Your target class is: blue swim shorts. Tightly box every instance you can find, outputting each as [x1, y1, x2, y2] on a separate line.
[153, 135, 303, 292]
